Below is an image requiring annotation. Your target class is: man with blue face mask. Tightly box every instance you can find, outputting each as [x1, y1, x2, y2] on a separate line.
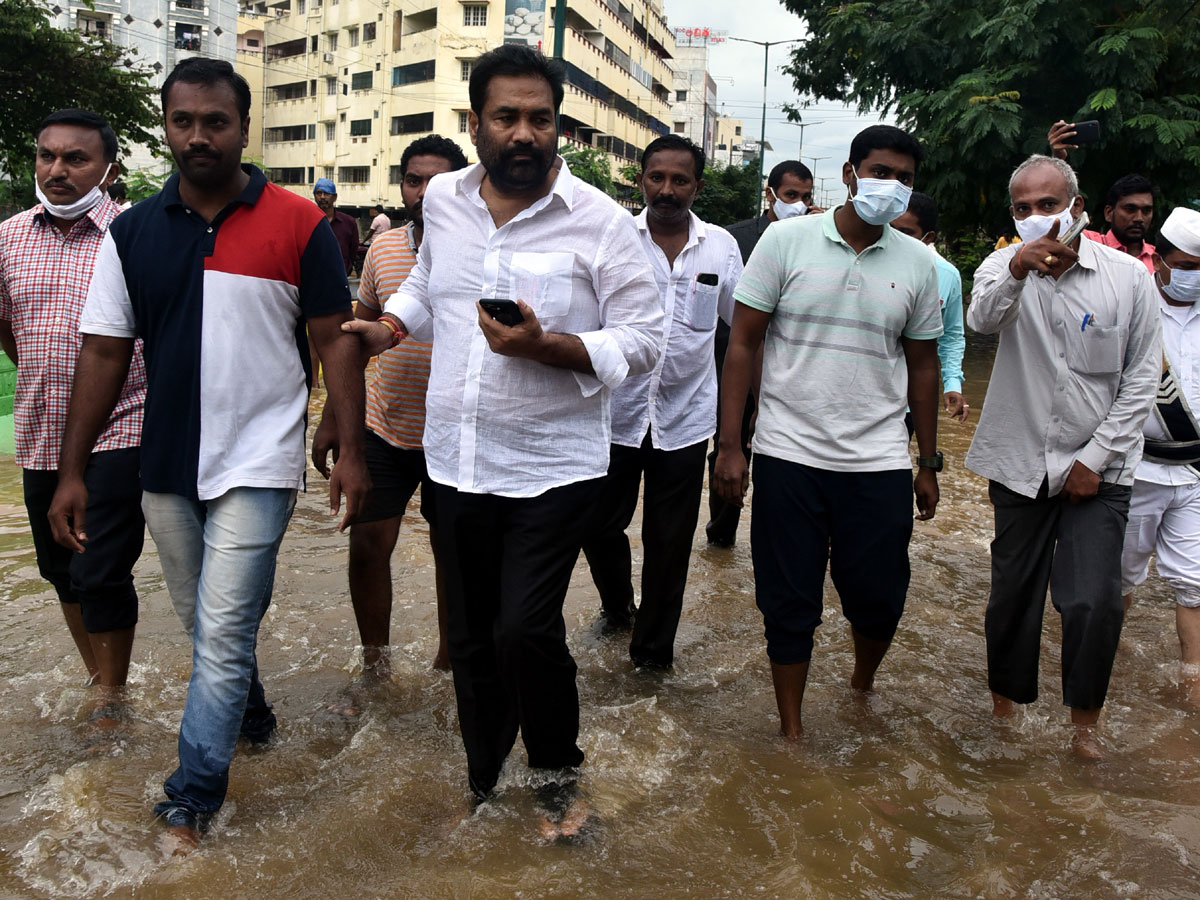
[713, 125, 944, 741]
[1120, 207, 1200, 706]
[967, 154, 1161, 760]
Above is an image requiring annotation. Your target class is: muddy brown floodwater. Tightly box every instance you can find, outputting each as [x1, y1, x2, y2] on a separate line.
[1, 332, 1199, 899]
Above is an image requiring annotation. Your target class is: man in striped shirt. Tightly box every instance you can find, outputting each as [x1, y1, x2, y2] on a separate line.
[314, 135, 468, 703]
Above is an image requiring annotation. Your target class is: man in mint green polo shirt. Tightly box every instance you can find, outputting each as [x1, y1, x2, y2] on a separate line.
[713, 124, 944, 741]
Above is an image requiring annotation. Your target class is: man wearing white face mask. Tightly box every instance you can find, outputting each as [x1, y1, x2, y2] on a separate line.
[0, 110, 147, 725]
[714, 125, 943, 740]
[1120, 207, 1200, 706]
[967, 154, 1160, 759]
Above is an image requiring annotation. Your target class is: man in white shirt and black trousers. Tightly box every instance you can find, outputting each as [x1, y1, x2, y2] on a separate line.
[966, 154, 1160, 760]
[581, 135, 742, 669]
[347, 44, 662, 837]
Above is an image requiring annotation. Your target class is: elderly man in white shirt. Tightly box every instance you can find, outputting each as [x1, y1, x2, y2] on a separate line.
[581, 135, 741, 669]
[966, 154, 1161, 758]
[1120, 207, 1200, 705]
[348, 45, 662, 833]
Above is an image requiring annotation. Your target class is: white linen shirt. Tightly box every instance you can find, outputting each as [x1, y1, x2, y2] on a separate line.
[966, 238, 1161, 498]
[1137, 297, 1200, 486]
[383, 160, 663, 497]
[609, 210, 741, 450]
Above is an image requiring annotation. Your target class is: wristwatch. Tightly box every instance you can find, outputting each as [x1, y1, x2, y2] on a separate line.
[917, 451, 944, 472]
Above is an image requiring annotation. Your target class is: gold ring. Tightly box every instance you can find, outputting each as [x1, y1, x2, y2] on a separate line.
[1043, 254, 1055, 264]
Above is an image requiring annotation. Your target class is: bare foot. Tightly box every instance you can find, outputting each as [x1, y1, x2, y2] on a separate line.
[538, 795, 591, 843]
[991, 693, 1015, 717]
[165, 824, 201, 856]
[780, 723, 804, 742]
[1071, 725, 1105, 761]
[361, 647, 393, 682]
[326, 684, 364, 718]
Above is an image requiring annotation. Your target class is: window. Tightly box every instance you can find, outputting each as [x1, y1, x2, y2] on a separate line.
[297, 0, 305, 13]
[78, 13, 108, 35]
[308, 124, 316, 139]
[388, 166, 404, 184]
[391, 112, 434, 135]
[269, 81, 307, 101]
[676, 90, 687, 102]
[326, 77, 337, 94]
[458, 110, 469, 133]
[392, 59, 435, 86]
[460, 59, 475, 81]
[338, 166, 370, 183]
[324, 122, 335, 140]
[273, 167, 306, 184]
[350, 119, 372, 136]
[463, 4, 486, 26]
[175, 23, 202, 50]
[265, 124, 310, 141]
[268, 36, 307, 58]
[363, 21, 376, 41]
[177, 0, 202, 9]
[327, 32, 337, 51]
[323, 166, 334, 179]
[351, 71, 373, 90]
[348, 26, 359, 46]
[735, 125, 741, 136]
[247, 37, 260, 46]
[673, 121, 685, 133]
[311, 34, 318, 52]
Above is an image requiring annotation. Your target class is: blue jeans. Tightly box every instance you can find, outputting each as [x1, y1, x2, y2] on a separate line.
[142, 487, 296, 819]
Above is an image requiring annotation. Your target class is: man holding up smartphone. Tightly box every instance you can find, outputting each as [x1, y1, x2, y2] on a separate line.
[1048, 120, 1157, 272]
[580, 135, 742, 669]
[345, 45, 661, 836]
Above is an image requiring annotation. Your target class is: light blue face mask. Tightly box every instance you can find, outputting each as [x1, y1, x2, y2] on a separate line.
[1159, 264, 1200, 304]
[849, 169, 913, 226]
[35, 163, 114, 219]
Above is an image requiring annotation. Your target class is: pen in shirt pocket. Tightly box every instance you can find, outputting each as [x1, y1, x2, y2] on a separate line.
[1081, 313, 1094, 332]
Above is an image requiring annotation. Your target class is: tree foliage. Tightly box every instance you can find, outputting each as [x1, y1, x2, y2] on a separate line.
[559, 144, 615, 195]
[780, 0, 1200, 239]
[0, 0, 162, 205]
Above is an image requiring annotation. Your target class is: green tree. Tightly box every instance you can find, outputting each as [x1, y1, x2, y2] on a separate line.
[619, 159, 761, 226]
[779, 0, 1200, 240]
[559, 144, 614, 195]
[0, 0, 162, 206]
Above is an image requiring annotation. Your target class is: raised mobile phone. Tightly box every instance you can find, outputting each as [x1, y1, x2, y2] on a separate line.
[1059, 210, 1089, 245]
[479, 298, 524, 327]
[1072, 120, 1101, 144]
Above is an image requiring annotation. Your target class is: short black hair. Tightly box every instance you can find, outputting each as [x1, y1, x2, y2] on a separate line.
[767, 160, 813, 190]
[107, 181, 128, 201]
[35, 109, 118, 163]
[848, 124, 924, 170]
[400, 133, 469, 177]
[906, 191, 938, 234]
[641, 135, 705, 180]
[468, 44, 563, 116]
[1157, 234, 1180, 258]
[1105, 173, 1156, 208]
[161, 58, 252, 120]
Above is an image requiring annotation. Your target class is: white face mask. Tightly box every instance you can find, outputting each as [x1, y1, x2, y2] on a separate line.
[1013, 200, 1074, 244]
[1159, 264, 1200, 304]
[849, 170, 913, 226]
[35, 163, 114, 220]
[771, 191, 807, 220]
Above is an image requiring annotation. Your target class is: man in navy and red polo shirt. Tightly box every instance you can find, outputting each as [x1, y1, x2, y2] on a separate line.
[50, 58, 369, 851]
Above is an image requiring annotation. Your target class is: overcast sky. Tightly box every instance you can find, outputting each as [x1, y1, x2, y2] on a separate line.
[664, 0, 893, 205]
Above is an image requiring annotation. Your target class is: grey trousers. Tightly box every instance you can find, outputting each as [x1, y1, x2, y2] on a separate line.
[985, 479, 1131, 709]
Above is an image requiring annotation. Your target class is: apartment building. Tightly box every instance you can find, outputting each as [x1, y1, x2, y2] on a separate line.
[50, 0, 239, 171]
[667, 44, 714, 157]
[237, 11, 266, 160]
[712, 115, 744, 168]
[255, 0, 677, 207]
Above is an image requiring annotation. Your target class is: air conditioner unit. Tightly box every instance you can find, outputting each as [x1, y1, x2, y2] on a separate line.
[323, 51, 334, 62]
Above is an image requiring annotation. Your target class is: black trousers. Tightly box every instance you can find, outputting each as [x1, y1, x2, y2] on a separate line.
[705, 320, 755, 547]
[985, 479, 1131, 710]
[434, 478, 601, 799]
[22, 448, 144, 632]
[581, 435, 708, 667]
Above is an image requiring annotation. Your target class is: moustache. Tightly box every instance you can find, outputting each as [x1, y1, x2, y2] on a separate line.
[42, 178, 75, 191]
[183, 149, 219, 161]
[653, 197, 681, 208]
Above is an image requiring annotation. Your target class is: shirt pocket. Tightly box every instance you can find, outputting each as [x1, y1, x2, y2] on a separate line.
[1066, 323, 1121, 375]
[508, 251, 575, 320]
[689, 279, 720, 331]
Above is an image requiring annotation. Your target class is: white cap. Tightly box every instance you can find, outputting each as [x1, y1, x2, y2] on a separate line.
[1160, 207, 1200, 257]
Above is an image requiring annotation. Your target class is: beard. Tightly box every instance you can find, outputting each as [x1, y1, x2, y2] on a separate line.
[1111, 221, 1146, 245]
[476, 125, 555, 193]
[172, 145, 243, 191]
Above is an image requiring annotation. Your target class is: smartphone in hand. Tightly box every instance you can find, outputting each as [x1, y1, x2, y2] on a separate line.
[480, 298, 524, 327]
[1072, 120, 1101, 144]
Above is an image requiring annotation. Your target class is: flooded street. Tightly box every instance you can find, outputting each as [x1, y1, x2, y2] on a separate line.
[2, 332, 1199, 898]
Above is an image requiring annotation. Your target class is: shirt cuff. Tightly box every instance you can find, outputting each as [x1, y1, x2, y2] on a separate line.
[942, 376, 963, 394]
[384, 292, 432, 342]
[1076, 440, 1114, 476]
[79, 322, 137, 339]
[573, 330, 629, 398]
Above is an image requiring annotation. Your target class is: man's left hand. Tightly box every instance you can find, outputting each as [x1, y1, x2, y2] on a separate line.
[914, 467, 939, 521]
[477, 299, 545, 359]
[329, 454, 370, 532]
[1061, 459, 1101, 504]
[944, 391, 969, 423]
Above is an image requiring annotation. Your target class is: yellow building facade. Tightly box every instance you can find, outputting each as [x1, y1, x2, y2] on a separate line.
[251, 0, 677, 207]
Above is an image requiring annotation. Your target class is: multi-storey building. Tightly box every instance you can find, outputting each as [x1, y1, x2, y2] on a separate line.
[49, 0, 239, 171]
[255, 0, 676, 208]
[666, 44, 714, 157]
[712, 115, 743, 168]
[237, 10, 266, 161]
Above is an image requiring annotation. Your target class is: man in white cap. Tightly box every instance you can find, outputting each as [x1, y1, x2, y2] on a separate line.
[1121, 206, 1200, 705]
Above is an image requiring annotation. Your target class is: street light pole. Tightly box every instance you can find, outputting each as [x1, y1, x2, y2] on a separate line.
[805, 155, 829, 184]
[729, 36, 802, 208]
